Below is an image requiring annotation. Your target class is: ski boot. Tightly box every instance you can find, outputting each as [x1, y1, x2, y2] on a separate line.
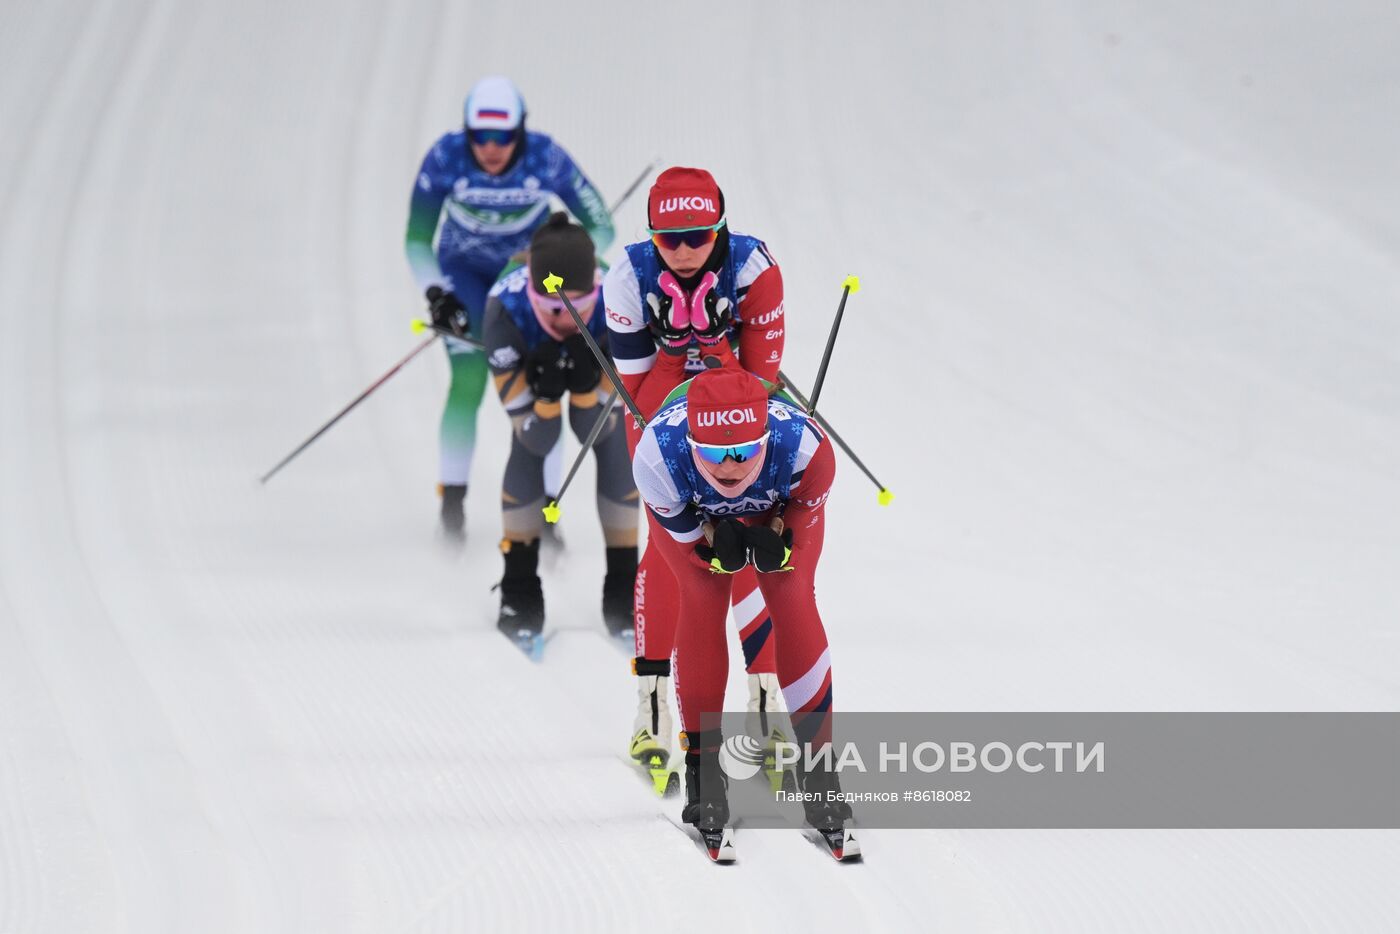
[747, 672, 795, 793]
[797, 755, 860, 861]
[496, 538, 544, 658]
[438, 483, 466, 545]
[602, 545, 638, 644]
[630, 659, 676, 795]
[681, 732, 734, 859]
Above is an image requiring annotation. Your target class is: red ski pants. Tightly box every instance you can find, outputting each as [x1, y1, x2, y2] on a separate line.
[632, 510, 777, 674]
[650, 512, 834, 748]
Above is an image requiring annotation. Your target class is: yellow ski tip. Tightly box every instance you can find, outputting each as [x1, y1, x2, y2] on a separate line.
[410, 318, 428, 334]
[842, 274, 861, 293]
[542, 273, 564, 294]
[878, 488, 894, 506]
[542, 501, 561, 524]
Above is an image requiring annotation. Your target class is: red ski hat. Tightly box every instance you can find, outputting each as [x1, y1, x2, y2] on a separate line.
[687, 367, 769, 445]
[647, 167, 723, 229]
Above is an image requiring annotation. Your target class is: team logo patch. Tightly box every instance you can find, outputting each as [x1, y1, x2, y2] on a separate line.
[719, 735, 765, 780]
[489, 346, 521, 369]
[655, 196, 717, 215]
[693, 408, 759, 428]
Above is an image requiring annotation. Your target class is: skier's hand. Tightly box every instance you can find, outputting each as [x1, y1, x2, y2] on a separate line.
[426, 286, 469, 337]
[562, 334, 602, 395]
[526, 342, 568, 403]
[646, 291, 691, 354]
[690, 274, 732, 346]
[693, 292, 732, 346]
[747, 525, 794, 573]
[695, 518, 749, 573]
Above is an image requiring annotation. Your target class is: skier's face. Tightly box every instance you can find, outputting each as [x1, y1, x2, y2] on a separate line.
[692, 445, 766, 498]
[655, 239, 715, 278]
[472, 139, 516, 175]
[527, 285, 599, 338]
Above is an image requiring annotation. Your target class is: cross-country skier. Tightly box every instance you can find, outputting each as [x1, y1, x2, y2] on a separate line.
[602, 167, 787, 777]
[482, 214, 636, 653]
[405, 75, 614, 542]
[631, 365, 851, 838]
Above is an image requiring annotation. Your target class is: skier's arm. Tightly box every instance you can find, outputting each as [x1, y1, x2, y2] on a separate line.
[632, 429, 705, 544]
[405, 140, 453, 292]
[484, 298, 563, 455]
[564, 330, 613, 442]
[550, 145, 615, 254]
[603, 258, 655, 401]
[779, 424, 836, 550]
[735, 249, 784, 383]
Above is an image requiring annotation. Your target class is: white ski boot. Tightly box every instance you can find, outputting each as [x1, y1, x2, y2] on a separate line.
[630, 663, 678, 796]
[747, 672, 795, 792]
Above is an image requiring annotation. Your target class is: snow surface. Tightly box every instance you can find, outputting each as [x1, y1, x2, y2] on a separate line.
[3, 1, 1399, 930]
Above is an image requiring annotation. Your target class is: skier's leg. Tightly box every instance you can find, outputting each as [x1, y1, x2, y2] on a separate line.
[435, 266, 494, 532]
[729, 566, 785, 767]
[576, 402, 639, 635]
[649, 530, 732, 742]
[543, 435, 564, 500]
[501, 428, 546, 546]
[754, 518, 833, 749]
[497, 433, 545, 633]
[633, 513, 680, 663]
[650, 529, 734, 828]
[731, 568, 777, 674]
[539, 435, 566, 549]
[628, 518, 682, 762]
[753, 516, 852, 828]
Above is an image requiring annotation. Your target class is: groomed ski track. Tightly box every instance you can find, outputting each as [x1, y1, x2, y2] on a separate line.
[2, 1, 1398, 930]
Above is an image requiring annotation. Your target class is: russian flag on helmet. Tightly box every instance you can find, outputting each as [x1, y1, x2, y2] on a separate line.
[463, 75, 525, 130]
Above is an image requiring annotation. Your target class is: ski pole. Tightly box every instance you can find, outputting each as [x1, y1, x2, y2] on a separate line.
[411, 318, 486, 350]
[541, 390, 619, 524]
[608, 159, 657, 216]
[258, 322, 453, 485]
[806, 275, 860, 417]
[777, 368, 894, 506]
[541, 273, 648, 427]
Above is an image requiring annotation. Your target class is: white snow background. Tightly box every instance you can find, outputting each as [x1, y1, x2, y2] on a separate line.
[2, 1, 1398, 931]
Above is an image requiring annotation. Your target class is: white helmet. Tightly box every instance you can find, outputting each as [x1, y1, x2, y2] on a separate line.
[463, 75, 526, 130]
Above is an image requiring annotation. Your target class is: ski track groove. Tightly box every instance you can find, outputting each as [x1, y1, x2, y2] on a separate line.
[0, 747, 38, 934]
[54, 0, 287, 930]
[2, 0, 166, 930]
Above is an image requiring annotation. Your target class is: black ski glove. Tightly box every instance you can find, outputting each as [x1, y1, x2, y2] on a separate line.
[562, 334, 603, 395]
[696, 518, 749, 574]
[526, 343, 568, 403]
[646, 291, 691, 355]
[426, 286, 469, 337]
[747, 525, 794, 573]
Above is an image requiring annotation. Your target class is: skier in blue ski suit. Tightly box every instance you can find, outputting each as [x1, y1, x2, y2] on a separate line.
[404, 75, 613, 540]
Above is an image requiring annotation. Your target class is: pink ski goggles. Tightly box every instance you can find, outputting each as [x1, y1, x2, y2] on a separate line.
[527, 281, 600, 314]
[527, 280, 601, 340]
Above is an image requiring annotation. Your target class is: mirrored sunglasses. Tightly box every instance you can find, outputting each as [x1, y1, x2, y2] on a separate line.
[469, 128, 517, 147]
[687, 430, 770, 465]
[648, 219, 726, 252]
